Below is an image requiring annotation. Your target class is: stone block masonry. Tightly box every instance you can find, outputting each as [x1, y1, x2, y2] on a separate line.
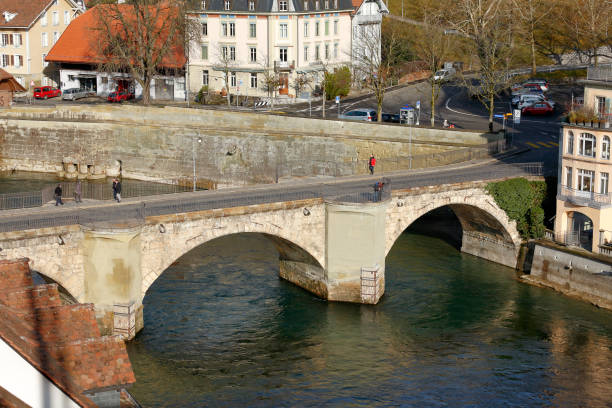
[0, 105, 501, 188]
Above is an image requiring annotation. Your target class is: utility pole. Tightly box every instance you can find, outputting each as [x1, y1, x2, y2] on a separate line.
[192, 135, 202, 192]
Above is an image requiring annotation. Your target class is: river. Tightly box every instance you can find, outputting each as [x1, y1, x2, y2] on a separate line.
[125, 215, 612, 407]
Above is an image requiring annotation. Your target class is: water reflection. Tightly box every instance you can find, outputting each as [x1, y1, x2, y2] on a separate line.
[127, 232, 612, 407]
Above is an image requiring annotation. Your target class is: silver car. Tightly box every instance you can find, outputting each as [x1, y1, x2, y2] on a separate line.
[338, 108, 377, 122]
[62, 88, 89, 101]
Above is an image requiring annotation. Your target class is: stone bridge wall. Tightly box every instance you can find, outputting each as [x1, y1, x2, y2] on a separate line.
[0, 105, 500, 187]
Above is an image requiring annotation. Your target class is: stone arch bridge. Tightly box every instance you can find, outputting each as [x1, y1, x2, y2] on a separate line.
[0, 181, 521, 337]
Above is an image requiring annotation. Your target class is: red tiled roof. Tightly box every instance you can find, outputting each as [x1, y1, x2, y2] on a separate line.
[351, 0, 362, 8]
[0, 258, 138, 407]
[46, 4, 186, 69]
[0, 0, 50, 28]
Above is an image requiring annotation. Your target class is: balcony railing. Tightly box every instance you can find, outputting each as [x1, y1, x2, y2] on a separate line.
[559, 185, 612, 207]
[274, 60, 295, 71]
[587, 64, 612, 82]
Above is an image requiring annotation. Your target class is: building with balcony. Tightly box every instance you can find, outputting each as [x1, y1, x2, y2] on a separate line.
[0, 0, 83, 90]
[555, 64, 612, 252]
[187, 0, 380, 99]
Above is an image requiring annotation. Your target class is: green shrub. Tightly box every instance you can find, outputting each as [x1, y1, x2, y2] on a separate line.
[486, 178, 550, 239]
[196, 85, 209, 104]
[324, 66, 351, 100]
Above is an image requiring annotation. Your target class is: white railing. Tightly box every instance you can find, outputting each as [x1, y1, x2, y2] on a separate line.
[559, 185, 612, 206]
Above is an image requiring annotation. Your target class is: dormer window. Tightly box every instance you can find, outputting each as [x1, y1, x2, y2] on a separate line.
[324, 0, 328, 9]
[249, 0, 255, 10]
[2, 11, 16, 22]
[224, 0, 231, 10]
[279, 0, 288, 11]
[201, 0, 206, 9]
[315, 0, 319, 10]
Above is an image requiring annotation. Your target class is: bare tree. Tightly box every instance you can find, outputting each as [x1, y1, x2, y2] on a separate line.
[513, 0, 552, 75]
[259, 56, 280, 110]
[446, 0, 517, 132]
[215, 45, 240, 107]
[292, 73, 312, 99]
[352, 21, 401, 122]
[411, 10, 455, 126]
[92, 0, 194, 105]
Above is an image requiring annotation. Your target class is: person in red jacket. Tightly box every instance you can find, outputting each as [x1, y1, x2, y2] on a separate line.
[369, 154, 376, 175]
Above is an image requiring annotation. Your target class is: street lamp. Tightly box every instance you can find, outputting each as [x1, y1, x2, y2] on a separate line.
[192, 135, 202, 192]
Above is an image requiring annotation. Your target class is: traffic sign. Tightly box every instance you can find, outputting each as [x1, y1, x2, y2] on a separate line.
[416, 100, 420, 109]
[513, 109, 521, 124]
[493, 114, 504, 118]
[335, 95, 340, 104]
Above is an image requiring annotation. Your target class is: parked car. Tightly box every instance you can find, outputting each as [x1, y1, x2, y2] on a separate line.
[512, 93, 553, 109]
[107, 90, 134, 103]
[433, 68, 456, 82]
[521, 101, 554, 115]
[338, 108, 377, 122]
[527, 78, 549, 92]
[62, 88, 89, 101]
[511, 83, 544, 96]
[33, 86, 61, 99]
[381, 113, 400, 123]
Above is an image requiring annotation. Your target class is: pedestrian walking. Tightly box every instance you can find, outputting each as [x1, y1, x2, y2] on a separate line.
[74, 180, 82, 203]
[54, 184, 64, 206]
[369, 154, 376, 175]
[112, 179, 117, 201]
[115, 179, 122, 203]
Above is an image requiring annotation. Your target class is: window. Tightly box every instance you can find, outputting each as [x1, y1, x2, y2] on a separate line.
[333, 42, 338, 58]
[603, 136, 610, 159]
[222, 46, 228, 59]
[565, 167, 573, 188]
[52, 11, 58, 26]
[1, 34, 10, 46]
[577, 169, 595, 192]
[250, 72, 257, 88]
[201, 44, 208, 60]
[324, 43, 329, 59]
[41, 32, 48, 47]
[304, 45, 308, 61]
[64, 10, 70, 25]
[315, 22, 319, 36]
[230, 72, 236, 87]
[250, 47, 257, 62]
[202, 70, 209, 86]
[249, 0, 255, 10]
[250, 23, 256, 37]
[601, 172, 609, 195]
[304, 1, 308, 10]
[567, 131, 574, 154]
[334, 0, 337, 7]
[224, 0, 231, 10]
[304, 22, 309, 37]
[41, 12, 47, 26]
[315, 45, 320, 60]
[579, 133, 596, 157]
[230, 46, 236, 61]
[280, 23, 288, 38]
[229, 22, 235, 36]
[334, 20, 338, 34]
[42, 53, 48, 67]
[315, 0, 319, 9]
[325, 20, 329, 35]
[1, 54, 8, 67]
[597, 96, 606, 117]
[279, 47, 287, 62]
[202, 22, 208, 36]
[279, 0, 288, 11]
[201, 0, 206, 9]
[53, 32, 59, 45]
[324, 0, 328, 8]
[222, 22, 228, 36]
[15, 55, 22, 67]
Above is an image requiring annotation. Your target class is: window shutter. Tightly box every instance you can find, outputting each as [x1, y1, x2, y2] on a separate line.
[10, 55, 14, 66]
[8, 34, 12, 45]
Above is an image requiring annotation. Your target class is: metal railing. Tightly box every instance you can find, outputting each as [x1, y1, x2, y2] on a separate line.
[0, 181, 192, 211]
[559, 185, 612, 207]
[587, 64, 612, 82]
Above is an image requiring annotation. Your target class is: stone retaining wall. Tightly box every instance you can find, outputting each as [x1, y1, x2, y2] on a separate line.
[0, 105, 500, 188]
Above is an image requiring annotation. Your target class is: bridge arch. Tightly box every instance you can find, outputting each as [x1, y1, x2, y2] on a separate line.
[140, 202, 326, 298]
[386, 187, 522, 267]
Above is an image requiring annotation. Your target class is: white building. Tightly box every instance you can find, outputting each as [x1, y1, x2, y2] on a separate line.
[351, 0, 388, 78]
[187, 0, 383, 99]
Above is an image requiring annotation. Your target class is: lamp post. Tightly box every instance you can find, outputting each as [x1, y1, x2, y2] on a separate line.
[192, 135, 202, 192]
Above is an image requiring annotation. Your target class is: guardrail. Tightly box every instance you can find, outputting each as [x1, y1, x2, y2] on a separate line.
[587, 64, 612, 82]
[558, 185, 612, 207]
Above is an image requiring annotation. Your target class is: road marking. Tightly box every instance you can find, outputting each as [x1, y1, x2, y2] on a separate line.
[550, 142, 559, 146]
[526, 142, 541, 148]
[444, 97, 561, 124]
[537, 142, 553, 147]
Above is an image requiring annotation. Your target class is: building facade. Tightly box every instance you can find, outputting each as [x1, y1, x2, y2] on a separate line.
[0, 0, 82, 89]
[351, 0, 388, 80]
[187, 0, 358, 99]
[555, 64, 612, 253]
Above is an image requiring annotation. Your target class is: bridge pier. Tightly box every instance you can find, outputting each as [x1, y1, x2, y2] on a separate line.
[81, 222, 144, 337]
